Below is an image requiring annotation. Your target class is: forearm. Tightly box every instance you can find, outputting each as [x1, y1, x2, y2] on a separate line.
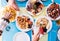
[0, 18, 9, 36]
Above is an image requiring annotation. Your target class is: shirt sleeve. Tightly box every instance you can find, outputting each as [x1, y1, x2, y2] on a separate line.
[0, 19, 8, 30]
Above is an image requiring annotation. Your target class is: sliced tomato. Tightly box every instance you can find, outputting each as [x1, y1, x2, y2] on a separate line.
[39, 27, 44, 34]
[28, 21, 33, 25]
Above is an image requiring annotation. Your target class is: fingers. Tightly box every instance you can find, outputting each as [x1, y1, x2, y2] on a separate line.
[33, 33, 40, 41]
[3, 12, 12, 19]
[36, 34, 40, 41]
[12, 3, 20, 11]
[8, 0, 20, 11]
[4, 12, 10, 16]
[33, 30, 40, 41]
[32, 27, 40, 41]
[36, 34, 40, 39]
[8, 13, 12, 17]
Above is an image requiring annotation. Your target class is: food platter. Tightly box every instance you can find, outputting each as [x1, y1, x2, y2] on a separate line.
[16, 14, 34, 32]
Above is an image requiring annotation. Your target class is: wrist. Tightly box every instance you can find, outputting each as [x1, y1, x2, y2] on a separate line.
[2, 17, 10, 23]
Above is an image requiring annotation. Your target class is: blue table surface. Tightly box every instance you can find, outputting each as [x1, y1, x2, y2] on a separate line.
[1, 0, 60, 41]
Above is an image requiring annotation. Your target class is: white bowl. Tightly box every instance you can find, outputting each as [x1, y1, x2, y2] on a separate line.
[16, 14, 34, 32]
[46, 3, 60, 20]
[35, 16, 52, 33]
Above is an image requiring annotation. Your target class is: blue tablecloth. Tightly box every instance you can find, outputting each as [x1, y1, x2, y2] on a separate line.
[2, 0, 60, 41]
[2, 21, 32, 41]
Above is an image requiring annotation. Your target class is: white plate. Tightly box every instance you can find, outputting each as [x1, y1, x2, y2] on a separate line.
[35, 16, 52, 33]
[46, 3, 60, 20]
[57, 29, 60, 40]
[13, 32, 30, 41]
[16, 14, 34, 32]
[26, 0, 44, 16]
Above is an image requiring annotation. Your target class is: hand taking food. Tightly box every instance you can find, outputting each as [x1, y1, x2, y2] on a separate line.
[6, 0, 20, 11]
[3, 12, 12, 20]
[32, 30, 40, 41]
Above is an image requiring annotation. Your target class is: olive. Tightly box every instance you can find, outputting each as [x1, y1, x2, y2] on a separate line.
[28, 24, 32, 28]
[43, 27, 47, 32]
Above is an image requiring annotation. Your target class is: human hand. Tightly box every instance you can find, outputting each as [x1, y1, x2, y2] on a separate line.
[8, 0, 20, 11]
[32, 32, 40, 41]
[3, 12, 12, 20]
[32, 27, 40, 41]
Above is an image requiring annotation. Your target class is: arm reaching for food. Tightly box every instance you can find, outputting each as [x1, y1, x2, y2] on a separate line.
[32, 32, 40, 41]
[0, 0, 20, 36]
[7, 0, 20, 11]
[0, 12, 12, 36]
[32, 27, 40, 41]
